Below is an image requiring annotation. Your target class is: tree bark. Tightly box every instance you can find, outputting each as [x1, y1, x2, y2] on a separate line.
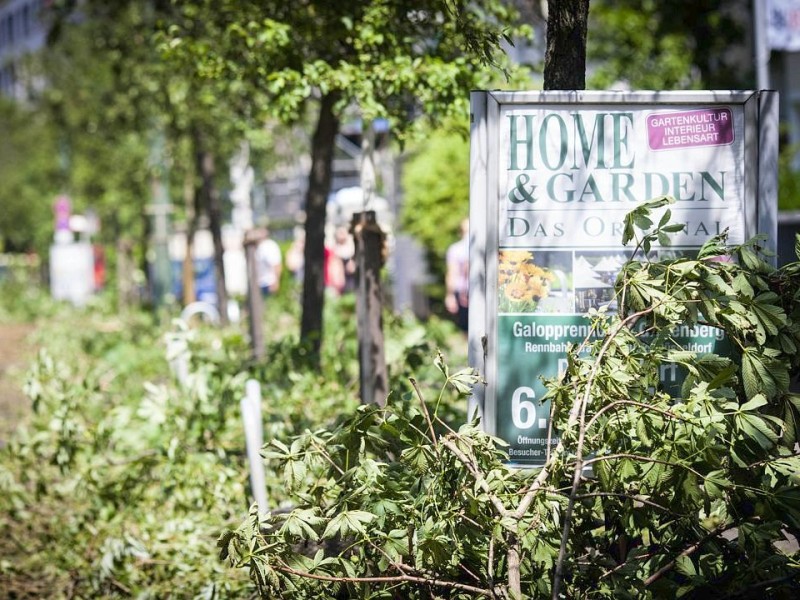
[352, 211, 387, 406]
[182, 170, 197, 306]
[300, 92, 340, 358]
[196, 135, 229, 325]
[507, 534, 522, 599]
[243, 229, 266, 360]
[543, 0, 591, 90]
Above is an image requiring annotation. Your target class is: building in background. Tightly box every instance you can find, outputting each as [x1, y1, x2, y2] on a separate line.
[0, 0, 48, 99]
[764, 0, 800, 156]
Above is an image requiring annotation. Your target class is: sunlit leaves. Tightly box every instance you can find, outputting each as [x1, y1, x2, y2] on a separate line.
[278, 508, 324, 542]
[321, 509, 375, 539]
[741, 348, 789, 399]
[160, 0, 529, 140]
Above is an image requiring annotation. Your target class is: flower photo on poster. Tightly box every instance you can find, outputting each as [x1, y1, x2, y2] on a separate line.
[497, 250, 573, 314]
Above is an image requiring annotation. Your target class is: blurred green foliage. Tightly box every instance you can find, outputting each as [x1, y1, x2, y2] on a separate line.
[0, 283, 466, 597]
[400, 128, 470, 290]
[779, 145, 800, 211]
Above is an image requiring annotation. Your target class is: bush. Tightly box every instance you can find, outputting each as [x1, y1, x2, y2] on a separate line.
[0, 293, 467, 597]
[221, 199, 800, 599]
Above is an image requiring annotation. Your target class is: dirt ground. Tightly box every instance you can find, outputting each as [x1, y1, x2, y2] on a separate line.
[0, 322, 35, 443]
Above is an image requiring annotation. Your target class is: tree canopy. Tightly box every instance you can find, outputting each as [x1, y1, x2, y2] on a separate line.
[160, 0, 529, 351]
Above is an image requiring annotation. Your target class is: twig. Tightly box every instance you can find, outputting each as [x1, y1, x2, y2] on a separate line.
[583, 453, 707, 482]
[584, 399, 690, 433]
[643, 522, 734, 586]
[488, 533, 495, 591]
[309, 438, 345, 476]
[552, 308, 652, 600]
[410, 378, 437, 445]
[573, 491, 676, 514]
[439, 436, 510, 521]
[599, 549, 659, 580]
[746, 451, 800, 469]
[109, 577, 131, 594]
[719, 573, 800, 599]
[104, 449, 159, 467]
[273, 562, 495, 597]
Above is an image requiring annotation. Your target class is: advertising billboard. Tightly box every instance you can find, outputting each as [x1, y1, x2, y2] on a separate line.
[468, 91, 778, 466]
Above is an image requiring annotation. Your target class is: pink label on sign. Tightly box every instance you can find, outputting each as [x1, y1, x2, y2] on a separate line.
[54, 195, 71, 231]
[647, 108, 733, 150]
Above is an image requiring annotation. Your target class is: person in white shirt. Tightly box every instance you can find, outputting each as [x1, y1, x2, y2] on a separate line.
[255, 227, 282, 297]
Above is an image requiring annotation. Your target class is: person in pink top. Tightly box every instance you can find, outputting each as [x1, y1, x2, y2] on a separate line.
[445, 218, 469, 332]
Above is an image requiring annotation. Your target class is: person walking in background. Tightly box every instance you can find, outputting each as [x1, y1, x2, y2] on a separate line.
[332, 225, 356, 293]
[324, 240, 346, 296]
[255, 226, 282, 297]
[445, 218, 469, 332]
[285, 227, 305, 284]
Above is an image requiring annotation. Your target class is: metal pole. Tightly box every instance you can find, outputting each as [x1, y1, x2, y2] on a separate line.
[243, 229, 266, 360]
[754, 0, 770, 90]
[148, 131, 173, 307]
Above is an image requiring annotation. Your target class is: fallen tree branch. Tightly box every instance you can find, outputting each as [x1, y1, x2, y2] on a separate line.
[274, 562, 495, 597]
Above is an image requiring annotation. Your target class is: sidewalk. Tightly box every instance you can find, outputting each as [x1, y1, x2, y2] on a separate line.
[0, 322, 34, 444]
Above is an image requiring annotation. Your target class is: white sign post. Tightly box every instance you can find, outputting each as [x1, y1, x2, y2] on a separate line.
[241, 379, 268, 515]
[50, 242, 94, 306]
[469, 90, 778, 466]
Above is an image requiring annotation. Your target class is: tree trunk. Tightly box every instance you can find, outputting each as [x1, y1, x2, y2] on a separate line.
[352, 211, 387, 406]
[542, 3, 590, 597]
[182, 170, 197, 306]
[507, 535, 521, 599]
[141, 205, 153, 305]
[116, 237, 134, 310]
[543, 0, 590, 90]
[300, 92, 340, 358]
[243, 230, 265, 360]
[196, 139, 229, 325]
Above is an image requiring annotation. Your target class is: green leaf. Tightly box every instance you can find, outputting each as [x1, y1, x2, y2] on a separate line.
[322, 510, 375, 539]
[217, 530, 237, 561]
[736, 413, 778, 449]
[675, 555, 697, 577]
[697, 233, 729, 259]
[283, 456, 307, 490]
[447, 367, 479, 394]
[703, 470, 732, 500]
[401, 444, 434, 472]
[740, 394, 768, 412]
[635, 415, 652, 446]
[279, 508, 323, 542]
[772, 487, 800, 529]
[382, 528, 410, 562]
[731, 273, 755, 298]
[741, 349, 782, 398]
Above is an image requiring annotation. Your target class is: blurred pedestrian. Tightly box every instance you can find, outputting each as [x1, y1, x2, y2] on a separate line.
[286, 227, 305, 284]
[255, 226, 282, 297]
[445, 218, 469, 332]
[324, 240, 346, 296]
[332, 225, 356, 293]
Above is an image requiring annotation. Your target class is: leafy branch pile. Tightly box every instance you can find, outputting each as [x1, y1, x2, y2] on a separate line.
[222, 200, 800, 599]
[0, 311, 254, 597]
[0, 294, 463, 598]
